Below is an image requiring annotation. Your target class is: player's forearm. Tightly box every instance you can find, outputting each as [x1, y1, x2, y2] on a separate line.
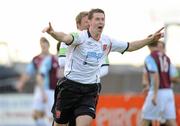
[153, 83, 159, 97]
[128, 27, 163, 51]
[128, 38, 152, 52]
[142, 72, 148, 85]
[49, 31, 73, 44]
[20, 74, 30, 85]
[153, 74, 159, 97]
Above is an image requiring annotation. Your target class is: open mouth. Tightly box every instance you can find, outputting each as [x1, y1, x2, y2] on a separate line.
[98, 26, 103, 30]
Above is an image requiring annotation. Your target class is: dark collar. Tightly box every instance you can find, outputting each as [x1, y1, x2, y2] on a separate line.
[87, 29, 92, 38]
[87, 29, 101, 41]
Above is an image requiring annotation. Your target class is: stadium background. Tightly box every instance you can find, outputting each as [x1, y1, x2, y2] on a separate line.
[1, 0, 180, 125]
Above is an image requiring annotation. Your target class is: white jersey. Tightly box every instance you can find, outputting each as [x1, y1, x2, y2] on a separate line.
[64, 30, 128, 84]
[58, 42, 110, 78]
[58, 43, 68, 68]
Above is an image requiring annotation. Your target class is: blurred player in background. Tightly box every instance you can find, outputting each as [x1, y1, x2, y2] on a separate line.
[37, 42, 61, 126]
[142, 41, 180, 93]
[16, 37, 52, 126]
[141, 40, 179, 126]
[58, 11, 109, 126]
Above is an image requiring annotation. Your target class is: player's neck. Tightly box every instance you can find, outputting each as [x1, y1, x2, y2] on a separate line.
[41, 51, 50, 56]
[89, 28, 101, 41]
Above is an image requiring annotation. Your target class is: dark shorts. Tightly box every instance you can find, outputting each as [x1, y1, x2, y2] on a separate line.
[51, 77, 101, 124]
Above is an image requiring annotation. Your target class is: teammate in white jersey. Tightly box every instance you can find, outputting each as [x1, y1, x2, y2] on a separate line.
[43, 8, 164, 126]
[58, 11, 89, 75]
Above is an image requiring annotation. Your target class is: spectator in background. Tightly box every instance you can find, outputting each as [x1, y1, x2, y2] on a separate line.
[58, 11, 89, 78]
[16, 37, 52, 126]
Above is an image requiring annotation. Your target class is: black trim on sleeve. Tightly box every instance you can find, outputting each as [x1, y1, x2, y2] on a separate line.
[66, 34, 74, 46]
[121, 42, 129, 54]
[101, 64, 110, 67]
[58, 55, 66, 57]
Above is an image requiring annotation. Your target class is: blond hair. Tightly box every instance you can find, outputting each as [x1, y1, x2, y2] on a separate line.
[76, 11, 89, 26]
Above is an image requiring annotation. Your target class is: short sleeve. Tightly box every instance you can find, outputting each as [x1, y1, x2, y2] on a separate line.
[70, 31, 83, 45]
[58, 57, 66, 68]
[145, 56, 158, 73]
[101, 56, 109, 66]
[110, 38, 129, 54]
[26, 63, 36, 76]
[58, 43, 68, 57]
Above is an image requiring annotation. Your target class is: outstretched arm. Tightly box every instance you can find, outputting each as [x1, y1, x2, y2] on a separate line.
[42, 22, 73, 45]
[127, 27, 164, 52]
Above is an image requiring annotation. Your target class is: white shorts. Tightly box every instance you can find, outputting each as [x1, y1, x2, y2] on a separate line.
[32, 86, 54, 118]
[141, 89, 176, 120]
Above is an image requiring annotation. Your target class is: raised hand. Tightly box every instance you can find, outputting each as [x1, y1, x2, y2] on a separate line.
[42, 22, 54, 34]
[148, 27, 164, 43]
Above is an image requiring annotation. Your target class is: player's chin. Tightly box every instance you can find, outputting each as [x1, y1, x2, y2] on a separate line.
[97, 28, 103, 33]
